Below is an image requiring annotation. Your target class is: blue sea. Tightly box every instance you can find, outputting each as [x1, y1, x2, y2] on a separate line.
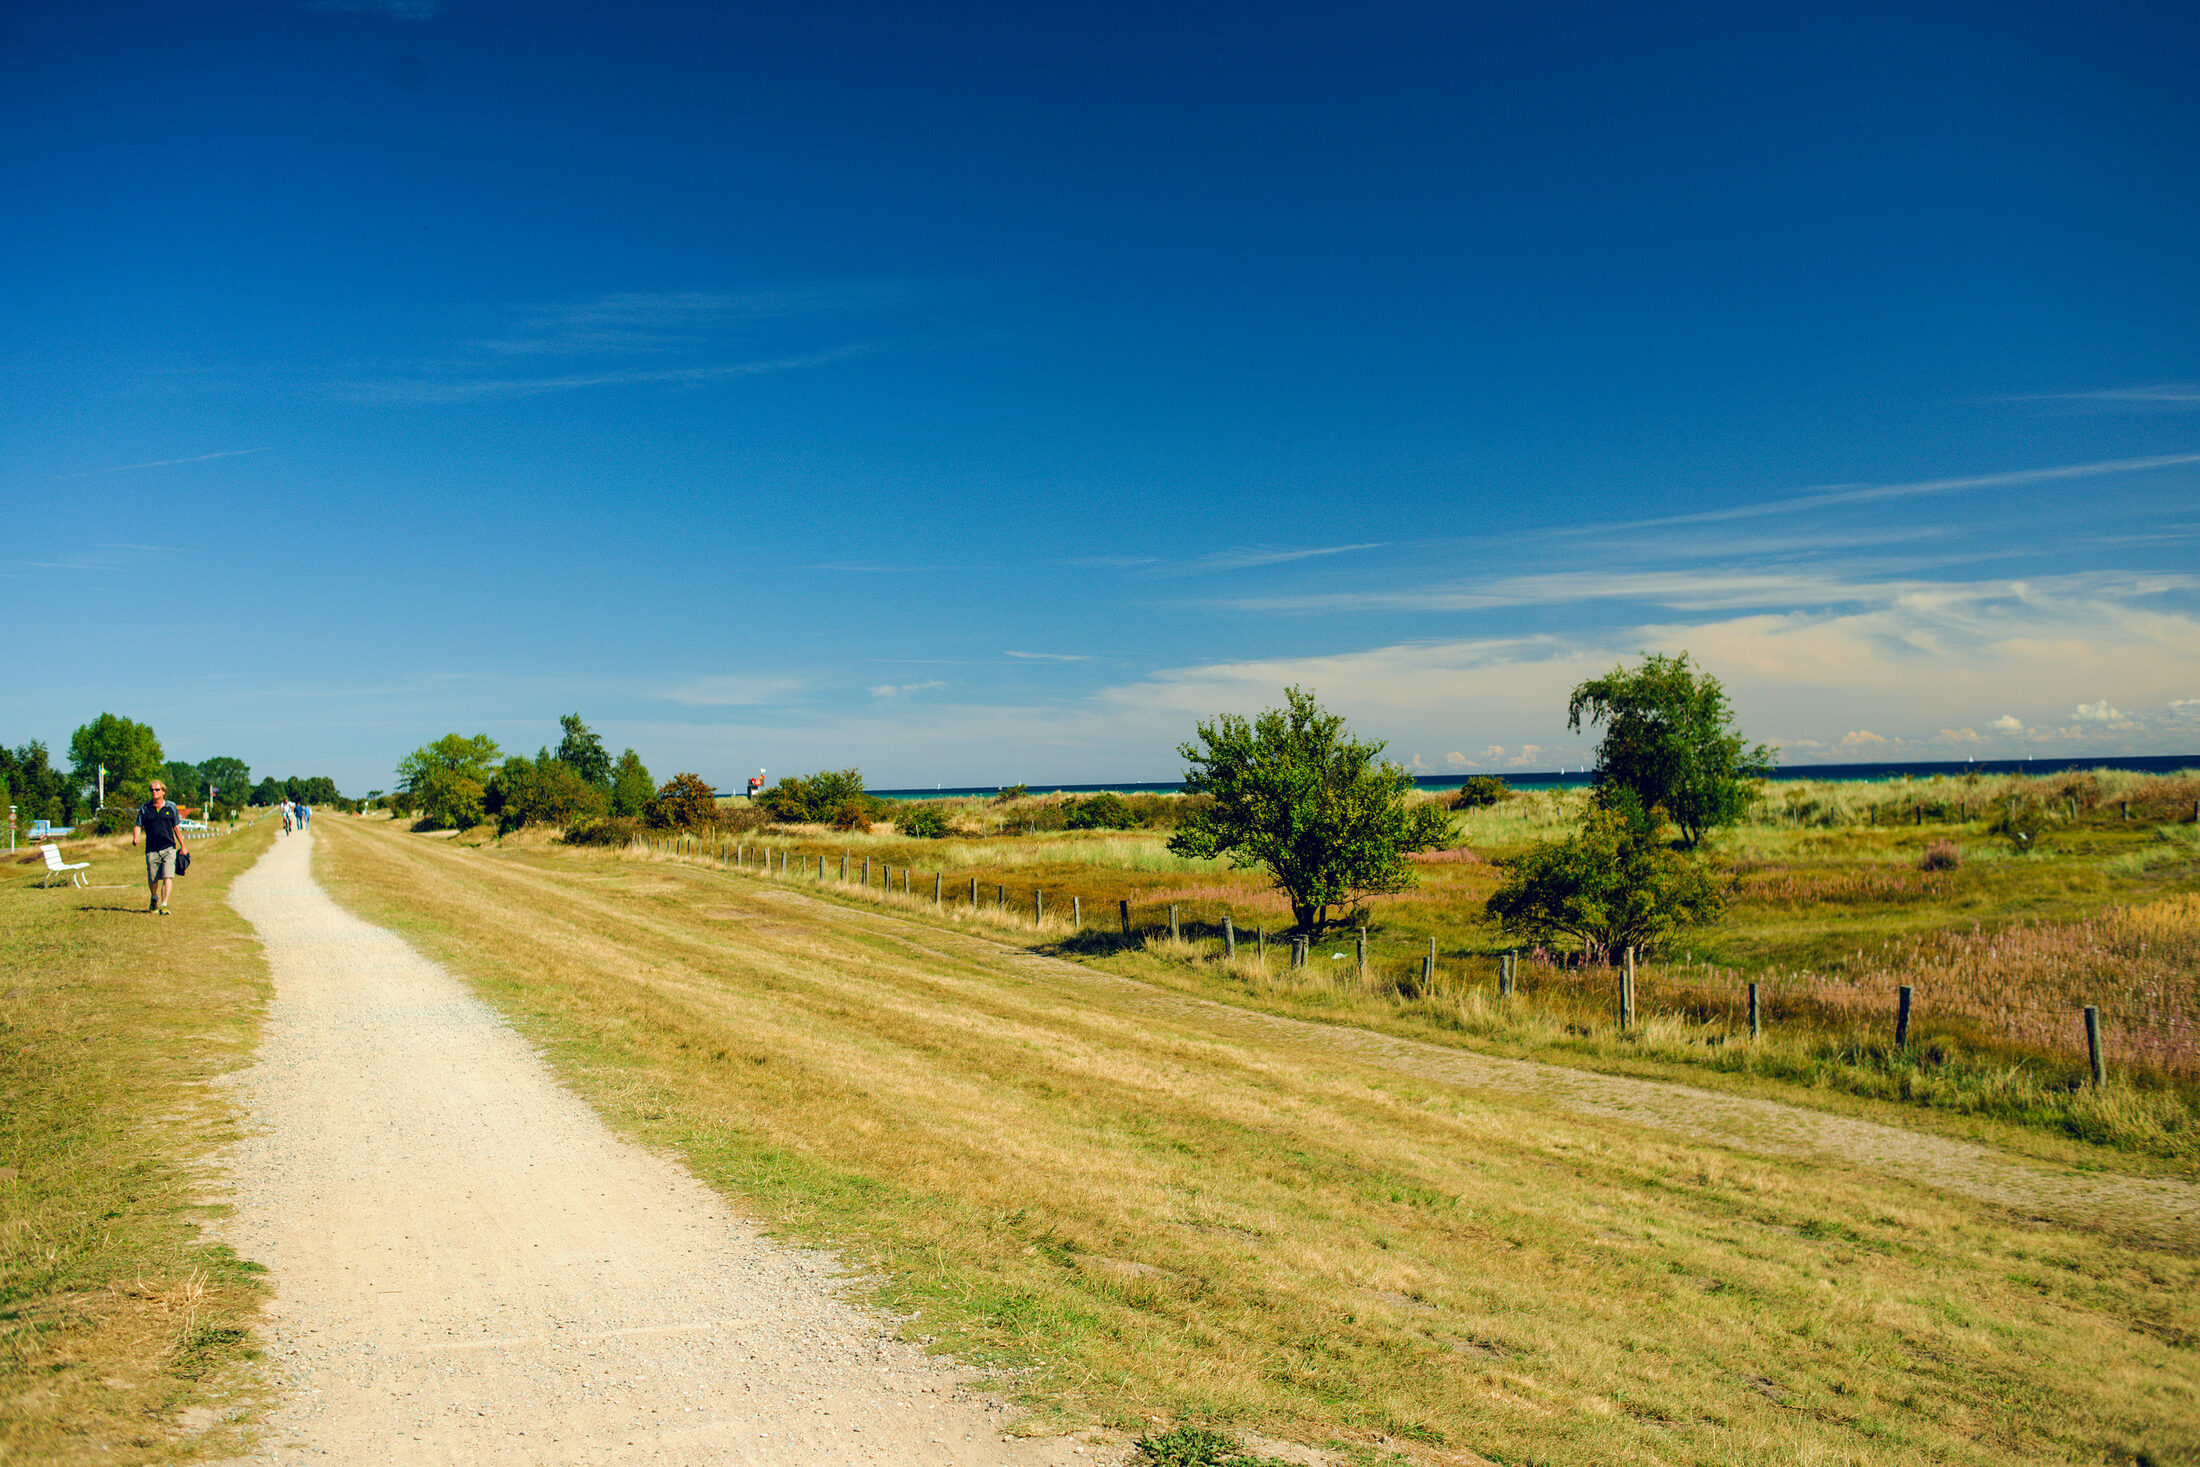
[871, 754, 2199, 801]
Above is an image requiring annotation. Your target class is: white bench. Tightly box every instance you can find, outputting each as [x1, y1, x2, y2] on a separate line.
[40, 843, 90, 888]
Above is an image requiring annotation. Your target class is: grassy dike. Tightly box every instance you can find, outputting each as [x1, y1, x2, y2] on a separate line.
[316, 815, 2197, 1466]
[1, 818, 277, 1463]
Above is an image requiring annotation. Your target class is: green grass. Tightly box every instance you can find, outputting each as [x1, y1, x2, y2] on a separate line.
[316, 815, 2200, 1465]
[605, 778, 2200, 1160]
[0, 819, 276, 1463]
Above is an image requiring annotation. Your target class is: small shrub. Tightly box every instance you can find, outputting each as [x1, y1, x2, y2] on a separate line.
[1919, 838, 1962, 871]
[828, 800, 872, 831]
[1450, 775, 1511, 809]
[896, 803, 950, 838]
[1134, 1424, 1277, 1467]
[1993, 798, 2055, 855]
[992, 783, 1030, 803]
[1007, 800, 1069, 834]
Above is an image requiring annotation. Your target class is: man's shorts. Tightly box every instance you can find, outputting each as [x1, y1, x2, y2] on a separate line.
[146, 848, 177, 881]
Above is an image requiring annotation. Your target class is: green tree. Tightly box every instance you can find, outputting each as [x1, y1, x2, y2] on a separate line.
[1167, 687, 1452, 936]
[488, 753, 608, 832]
[555, 713, 614, 788]
[1568, 652, 1774, 848]
[1064, 792, 1134, 829]
[756, 769, 872, 824]
[68, 713, 164, 798]
[396, 733, 503, 830]
[644, 772, 722, 830]
[1485, 793, 1726, 959]
[199, 756, 252, 808]
[164, 760, 205, 803]
[250, 775, 286, 806]
[608, 749, 654, 818]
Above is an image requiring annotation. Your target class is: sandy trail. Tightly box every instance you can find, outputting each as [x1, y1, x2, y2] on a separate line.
[218, 831, 1098, 1465]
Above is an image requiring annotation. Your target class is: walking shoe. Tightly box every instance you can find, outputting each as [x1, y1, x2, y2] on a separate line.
[159, 906, 169, 916]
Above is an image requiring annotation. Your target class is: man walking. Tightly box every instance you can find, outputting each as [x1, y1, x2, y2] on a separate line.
[135, 779, 189, 915]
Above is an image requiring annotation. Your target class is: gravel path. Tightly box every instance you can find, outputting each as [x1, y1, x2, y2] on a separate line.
[216, 831, 1105, 1466]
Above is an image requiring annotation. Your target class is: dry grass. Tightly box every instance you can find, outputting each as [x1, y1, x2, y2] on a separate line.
[0, 818, 276, 1463]
[314, 816, 2199, 1465]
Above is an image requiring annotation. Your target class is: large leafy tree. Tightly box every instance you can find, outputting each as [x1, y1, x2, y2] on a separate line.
[644, 772, 722, 830]
[68, 713, 164, 799]
[199, 756, 252, 807]
[1168, 686, 1452, 936]
[1, 742, 72, 822]
[1567, 652, 1774, 848]
[555, 713, 614, 788]
[1485, 792, 1725, 959]
[396, 733, 503, 830]
[488, 752, 608, 832]
[608, 749, 654, 818]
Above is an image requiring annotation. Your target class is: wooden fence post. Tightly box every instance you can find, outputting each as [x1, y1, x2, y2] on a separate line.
[1424, 936, 1436, 989]
[970, 876, 978, 907]
[1224, 916, 1236, 959]
[1256, 927, 1266, 960]
[1355, 929, 1366, 982]
[1072, 895, 1081, 927]
[1500, 951, 1515, 997]
[934, 872, 942, 905]
[997, 883, 1006, 912]
[1748, 981, 1761, 1040]
[2084, 1005, 2104, 1087]
[1034, 888, 1044, 925]
[1620, 946, 1636, 1032]
[1169, 904, 1180, 942]
[1896, 985, 1914, 1047]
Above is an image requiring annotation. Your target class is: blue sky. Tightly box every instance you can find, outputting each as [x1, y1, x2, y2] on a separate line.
[5, 1, 2197, 793]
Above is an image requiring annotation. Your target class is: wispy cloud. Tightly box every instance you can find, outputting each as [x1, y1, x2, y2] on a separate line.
[1553, 453, 2200, 537]
[1005, 650, 1093, 662]
[2014, 383, 2200, 409]
[869, 680, 946, 698]
[1179, 542, 1386, 573]
[54, 447, 270, 480]
[475, 289, 897, 359]
[341, 345, 879, 403]
[1226, 567, 2198, 617]
[664, 674, 809, 707]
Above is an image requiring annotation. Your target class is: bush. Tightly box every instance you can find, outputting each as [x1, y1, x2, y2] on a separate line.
[1919, 838, 1962, 871]
[828, 800, 873, 831]
[1006, 800, 1069, 834]
[487, 754, 609, 833]
[644, 773, 722, 830]
[1133, 1425, 1272, 1467]
[563, 816, 643, 847]
[992, 783, 1029, 803]
[896, 803, 950, 838]
[1065, 792, 1134, 829]
[1993, 798, 2056, 855]
[1450, 775, 1511, 809]
[1486, 793, 1726, 959]
[758, 768, 877, 824]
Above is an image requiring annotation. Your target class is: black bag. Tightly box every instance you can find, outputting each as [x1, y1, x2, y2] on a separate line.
[176, 851, 192, 876]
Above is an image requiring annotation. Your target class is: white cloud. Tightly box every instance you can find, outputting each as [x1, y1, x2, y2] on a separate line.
[1840, 730, 1888, 747]
[869, 681, 946, 699]
[1444, 751, 1475, 768]
[1938, 728, 1982, 743]
[1990, 714, 2026, 733]
[2073, 699, 2124, 722]
[2172, 699, 2200, 719]
[340, 345, 878, 404]
[1004, 650, 1093, 662]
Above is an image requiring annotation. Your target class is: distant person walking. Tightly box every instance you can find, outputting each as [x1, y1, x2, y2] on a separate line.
[135, 779, 189, 915]
[296, 801, 311, 831]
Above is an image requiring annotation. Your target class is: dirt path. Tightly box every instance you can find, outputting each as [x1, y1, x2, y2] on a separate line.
[743, 881, 2200, 1252]
[217, 831, 1105, 1465]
